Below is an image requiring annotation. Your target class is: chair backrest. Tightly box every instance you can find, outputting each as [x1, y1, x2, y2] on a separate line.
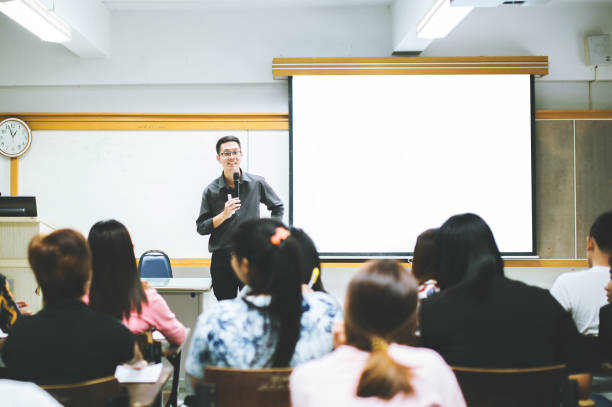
[138, 250, 173, 278]
[452, 364, 572, 407]
[41, 375, 122, 407]
[203, 366, 292, 407]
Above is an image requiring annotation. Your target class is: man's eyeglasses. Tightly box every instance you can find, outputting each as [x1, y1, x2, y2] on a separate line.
[219, 151, 242, 158]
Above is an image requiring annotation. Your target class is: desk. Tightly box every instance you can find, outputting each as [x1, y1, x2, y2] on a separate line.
[124, 365, 173, 407]
[143, 278, 211, 381]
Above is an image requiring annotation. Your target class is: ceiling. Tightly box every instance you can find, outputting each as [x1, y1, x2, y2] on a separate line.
[100, 0, 610, 10]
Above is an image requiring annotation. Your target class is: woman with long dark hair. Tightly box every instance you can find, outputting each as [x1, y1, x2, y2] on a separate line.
[420, 213, 591, 398]
[86, 219, 186, 345]
[185, 219, 341, 384]
[290, 260, 465, 406]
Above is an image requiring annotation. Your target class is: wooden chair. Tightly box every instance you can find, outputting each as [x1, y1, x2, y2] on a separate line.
[202, 366, 292, 407]
[451, 364, 574, 407]
[41, 375, 122, 407]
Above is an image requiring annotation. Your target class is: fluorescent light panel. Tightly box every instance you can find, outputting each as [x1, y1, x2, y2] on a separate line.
[0, 0, 71, 42]
[417, 0, 473, 39]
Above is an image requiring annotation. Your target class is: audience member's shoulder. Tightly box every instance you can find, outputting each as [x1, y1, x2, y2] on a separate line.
[303, 291, 342, 315]
[601, 303, 612, 318]
[5, 313, 35, 334]
[199, 297, 247, 324]
[0, 379, 63, 407]
[388, 343, 448, 368]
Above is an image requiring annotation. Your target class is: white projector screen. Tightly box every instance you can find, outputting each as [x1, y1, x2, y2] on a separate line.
[290, 75, 534, 256]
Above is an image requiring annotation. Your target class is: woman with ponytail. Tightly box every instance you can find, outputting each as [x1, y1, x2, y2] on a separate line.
[185, 219, 341, 385]
[290, 260, 465, 406]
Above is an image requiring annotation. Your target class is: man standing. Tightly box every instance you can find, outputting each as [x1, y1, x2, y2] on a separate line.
[550, 210, 612, 334]
[196, 136, 284, 300]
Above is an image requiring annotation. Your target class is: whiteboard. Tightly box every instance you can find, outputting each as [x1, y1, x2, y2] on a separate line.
[18, 130, 289, 258]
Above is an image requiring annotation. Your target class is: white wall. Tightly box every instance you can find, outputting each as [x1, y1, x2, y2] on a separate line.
[0, 4, 610, 112]
[422, 5, 612, 109]
[0, 6, 392, 86]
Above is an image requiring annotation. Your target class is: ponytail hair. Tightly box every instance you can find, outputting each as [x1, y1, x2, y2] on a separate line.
[230, 219, 303, 367]
[345, 260, 418, 400]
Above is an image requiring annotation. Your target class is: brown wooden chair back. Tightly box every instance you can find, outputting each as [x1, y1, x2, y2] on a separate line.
[452, 364, 570, 407]
[203, 366, 292, 407]
[41, 375, 122, 407]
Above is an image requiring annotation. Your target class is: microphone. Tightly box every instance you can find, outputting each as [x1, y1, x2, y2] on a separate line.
[233, 172, 240, 199]
[233, 172, 240, 216]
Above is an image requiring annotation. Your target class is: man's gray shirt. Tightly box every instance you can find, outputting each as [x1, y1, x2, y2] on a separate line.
[196, 170, 284, 252]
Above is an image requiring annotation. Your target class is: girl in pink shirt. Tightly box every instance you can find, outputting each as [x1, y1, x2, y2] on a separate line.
[85, 219, 186, 345]
[290, 260, 465, 407]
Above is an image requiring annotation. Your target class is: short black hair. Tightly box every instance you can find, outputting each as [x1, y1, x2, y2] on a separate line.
[216, 136, 241, 154]
[589, 210, 612, 254]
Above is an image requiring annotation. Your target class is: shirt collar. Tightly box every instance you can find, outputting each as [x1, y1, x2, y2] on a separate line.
[216, 169, 251, 190]
[239, 285, 272, 307]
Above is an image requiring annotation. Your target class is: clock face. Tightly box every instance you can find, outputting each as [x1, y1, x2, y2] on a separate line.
[0, 118, 32, 158]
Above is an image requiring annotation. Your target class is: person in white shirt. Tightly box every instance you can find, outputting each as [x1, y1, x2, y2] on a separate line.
[0, 380, 62, 407]
[550, 210, 612, 335]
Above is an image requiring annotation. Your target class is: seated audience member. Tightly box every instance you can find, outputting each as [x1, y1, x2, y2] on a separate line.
[85, 219, 186, 345]
[0, 273, 20, 333]
[290, 260, 465, 407]
[290, 226, 327, 293]
[411, 228, 440, 300]
[551, 210, 612, 335]
[419, 213, 591, 398]
[0, 379, 63, 407]
[599, 257, 612, 362]
[1, 229, 134, 384]
[185, 219, 342, 385]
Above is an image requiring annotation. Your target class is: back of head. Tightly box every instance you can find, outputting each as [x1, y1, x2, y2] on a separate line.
[28, 229, 91, 303]
[345, 260, 418, 400]
[590, 210, 612, 255]
[435, 213, 504, 296]
[230, 219, 303, 367]
[411, 228, 438, 284]
[87, 219, 146, 320]
[289, 227, 325, 292]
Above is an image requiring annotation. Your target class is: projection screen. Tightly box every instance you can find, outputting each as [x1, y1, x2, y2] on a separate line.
[290, 74, 534, 257]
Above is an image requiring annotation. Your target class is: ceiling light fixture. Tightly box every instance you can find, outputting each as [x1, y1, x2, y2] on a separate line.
[416, 0, 473, 39]
[0, 0, 71, 42]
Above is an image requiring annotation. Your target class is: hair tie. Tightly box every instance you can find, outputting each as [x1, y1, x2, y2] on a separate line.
[270, 227, 290, 246]
[370, 336, 388, 352]
[308, 267, 320, 288]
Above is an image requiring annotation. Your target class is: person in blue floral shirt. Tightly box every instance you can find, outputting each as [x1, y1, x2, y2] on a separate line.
[186, 219, 342, 385]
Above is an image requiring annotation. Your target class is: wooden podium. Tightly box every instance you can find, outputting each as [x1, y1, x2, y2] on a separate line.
[0, 217, 54, 314]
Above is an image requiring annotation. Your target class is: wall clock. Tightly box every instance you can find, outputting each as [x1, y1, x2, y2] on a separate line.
[0, 118, 32, 158]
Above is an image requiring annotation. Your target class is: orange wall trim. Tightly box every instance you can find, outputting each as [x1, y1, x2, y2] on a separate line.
[167, 259, 587, 268]
[10, 157, 18, 196]
[0, 113, 289, 131]
[536, 110, 612, 120]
